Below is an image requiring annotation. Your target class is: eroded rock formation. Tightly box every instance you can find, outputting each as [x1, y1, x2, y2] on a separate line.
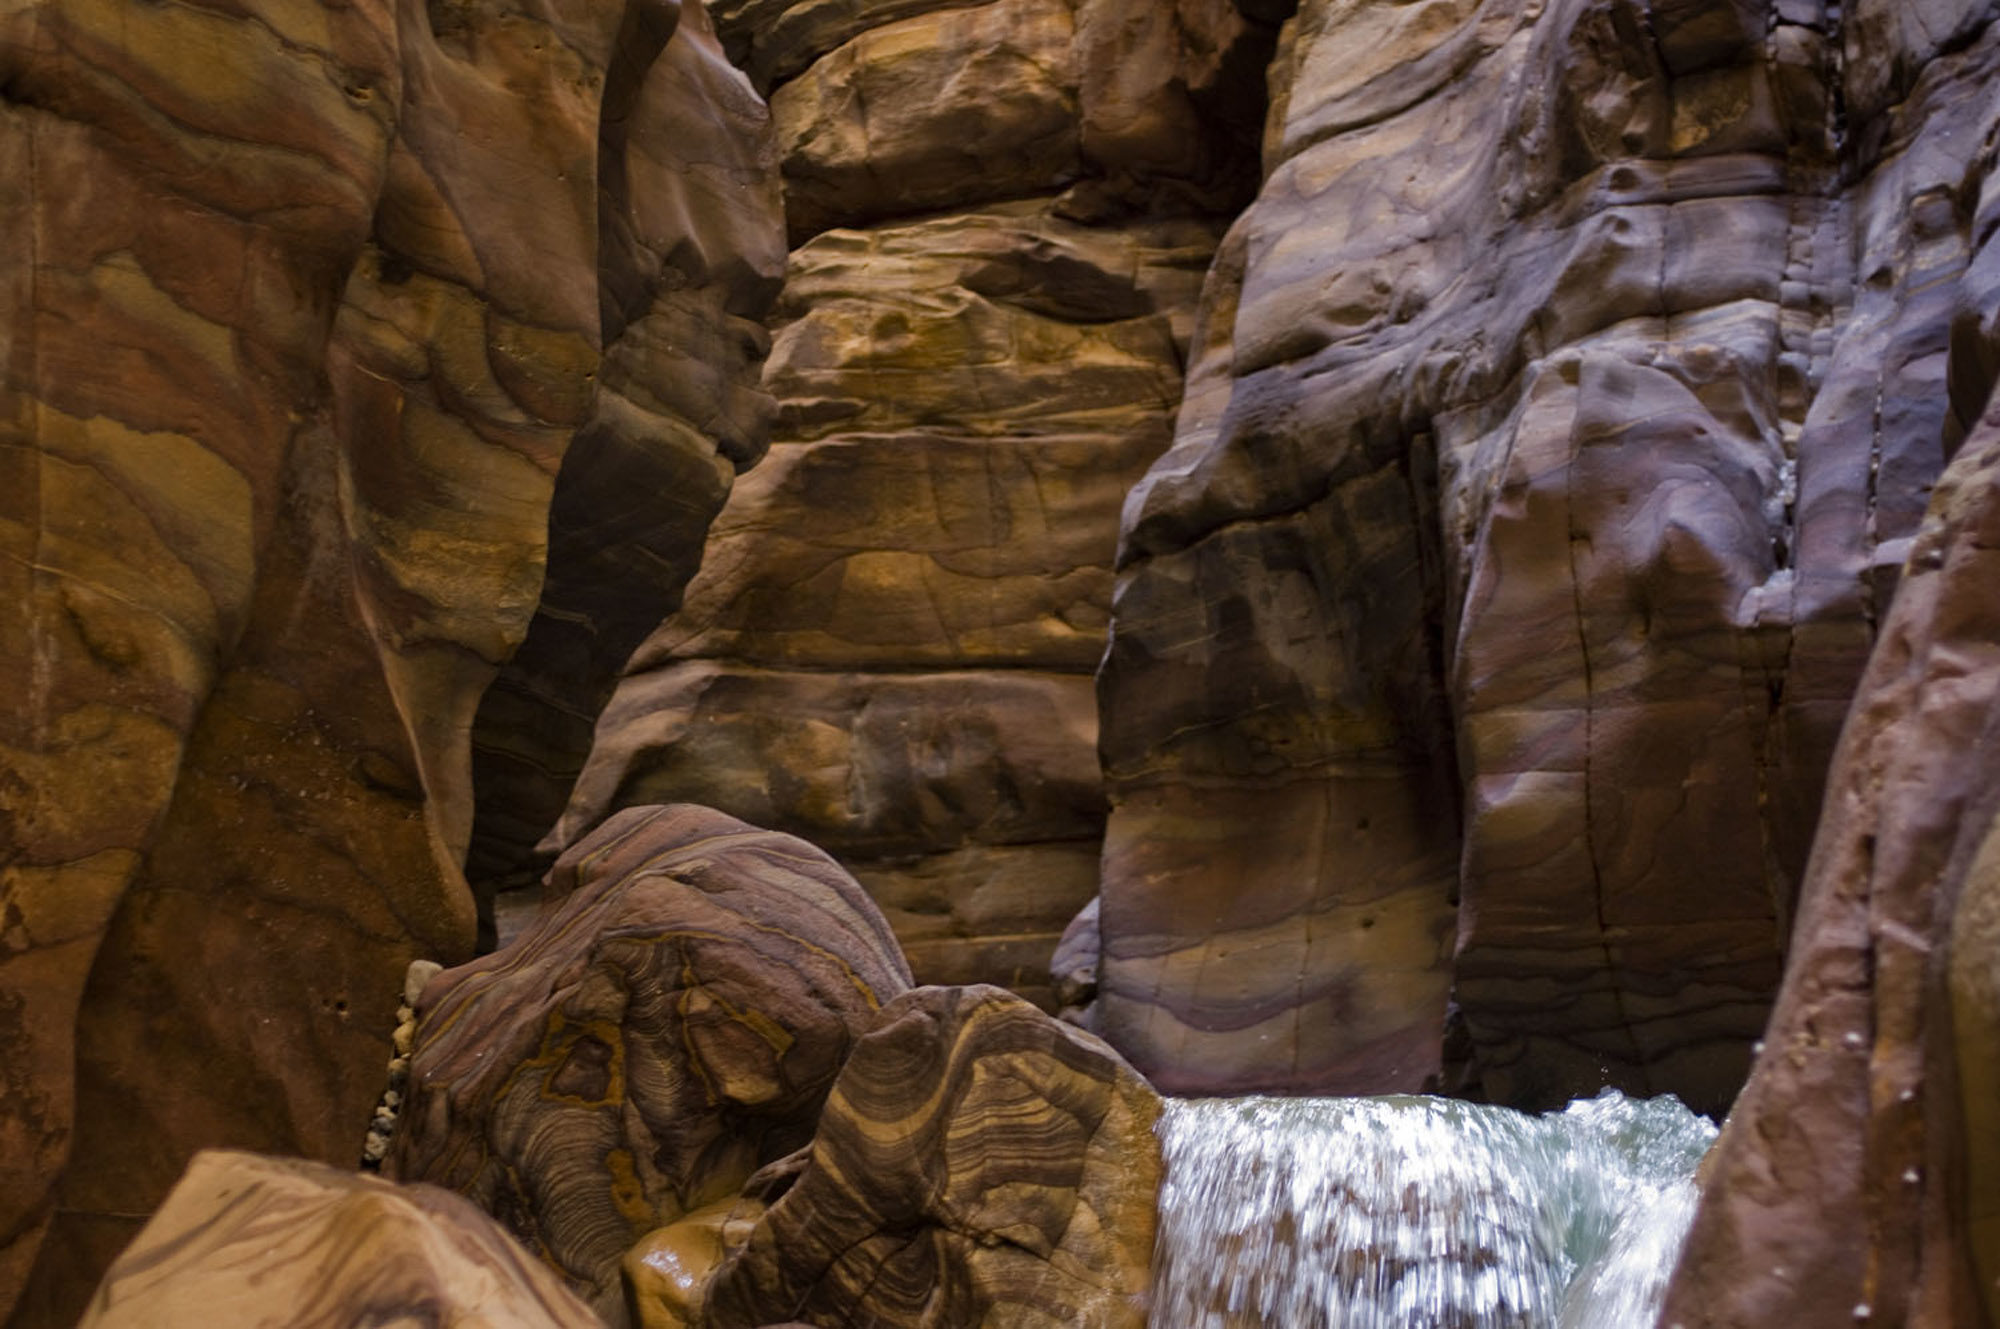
[544, 0, 1278, 1009]
[390, 804, 912, 1321]
[76, 1152, 600, 1329]
[1089, 0, 1999, 1113]
[700, 983, 1161, 1329]
[0, 1, 782, 1321]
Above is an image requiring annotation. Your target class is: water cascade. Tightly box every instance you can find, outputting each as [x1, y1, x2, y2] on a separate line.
[1153, 1090, 1717, 1328]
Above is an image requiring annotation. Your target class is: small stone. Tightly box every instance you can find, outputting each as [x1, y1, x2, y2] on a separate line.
[403, 960, 444, 1008]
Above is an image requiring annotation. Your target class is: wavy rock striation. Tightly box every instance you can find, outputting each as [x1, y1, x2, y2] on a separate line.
[389, 804, 912, 1323]
[700, 983, 1161, 1329]
[76, 1151, 601, 1329]
[0, 2, 782, 1322]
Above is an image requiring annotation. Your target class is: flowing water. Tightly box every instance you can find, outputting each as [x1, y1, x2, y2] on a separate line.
[1152, 1090, 1716, 1328]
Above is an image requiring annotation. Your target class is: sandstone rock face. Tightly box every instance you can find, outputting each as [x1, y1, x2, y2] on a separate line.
[0, 4, 781, 1321]
[554, 0, 1277, 1009]
[76, 1151, 600, 1329]
[1090, 0, 1991, 1110]
[463, 0, 786, 913]
[700, 984, 1161, 1329]
[390, 804, 912, 1322]
[1660, 144, 2000, 1326]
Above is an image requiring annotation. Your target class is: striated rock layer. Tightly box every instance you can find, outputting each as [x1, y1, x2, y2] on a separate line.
[701, 983, 1161, 1329]
[548, 0, 1278, 1008]
[76, 1151, 601, 1329]
[0, 2, 782, 1322]
[1661, 135, 2000, 1327]
[390, 804, 912, 1323]
[1090, 0, 1997, 1111]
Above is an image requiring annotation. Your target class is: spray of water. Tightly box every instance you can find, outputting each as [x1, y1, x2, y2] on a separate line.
[1151, 1089, 1716, 1328]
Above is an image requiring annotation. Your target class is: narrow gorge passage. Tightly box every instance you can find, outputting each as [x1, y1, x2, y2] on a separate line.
[7, 0, 2000, 1327]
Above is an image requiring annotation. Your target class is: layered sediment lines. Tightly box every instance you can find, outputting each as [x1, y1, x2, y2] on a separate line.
[0, 2, 782, 1322]
[1664, 25, 2000, 1307]
[391, 804, 912, 1320]
[702, 983, 1160, 1328]
[554, 0, 1278, 1007]
[77, 1152, 602, 1329]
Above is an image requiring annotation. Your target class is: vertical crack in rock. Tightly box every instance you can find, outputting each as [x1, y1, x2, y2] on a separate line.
[1562, 392, 1645, 1094]
[461, 0, 786, 936]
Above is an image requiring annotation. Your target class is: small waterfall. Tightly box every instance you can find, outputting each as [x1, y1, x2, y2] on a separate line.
[1152, 1090, 1716, 1328]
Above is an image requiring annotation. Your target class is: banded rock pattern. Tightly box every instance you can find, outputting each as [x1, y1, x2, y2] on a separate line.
[0, 0, 782, 1322]
[702, 984, 1161, 1329]
[390, 804, 911, 1323]
[1090, 0, 1993, 1111]
[78, 1151, 599, 1329]
[553, 0, 1279, 1009]
[1662, 159, 2000, 1328]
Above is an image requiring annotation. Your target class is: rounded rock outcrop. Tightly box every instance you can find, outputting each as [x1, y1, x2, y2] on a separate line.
[389, 804, 913, 1321]
[702, 983, 1161, 1329]
[78, 1151, 601, 1329]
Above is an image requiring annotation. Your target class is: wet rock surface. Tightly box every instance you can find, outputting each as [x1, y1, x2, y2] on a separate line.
[1662, 252, 2000, 1326]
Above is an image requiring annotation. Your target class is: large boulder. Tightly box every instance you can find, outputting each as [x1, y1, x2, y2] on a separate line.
[390, 804, 912, 1322]
[698, 984, 1161, 1329]
[78, 1151, 599, 1329]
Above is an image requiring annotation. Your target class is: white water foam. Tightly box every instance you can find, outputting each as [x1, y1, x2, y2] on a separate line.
[1151, 1089, 1716, 1328]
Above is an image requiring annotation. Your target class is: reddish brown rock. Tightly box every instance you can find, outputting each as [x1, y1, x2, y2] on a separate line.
[464, 0, 786, 914]
[0, 3, 782, 1322]
[556, 206, 1224, 1008]
[700, 984, 1161, 1329]
[76, 1151, 601, 1329]
[1660, 119, 2000, 1328]
[390, 804, 912, 1322]
[542, 0, 1278, 1014]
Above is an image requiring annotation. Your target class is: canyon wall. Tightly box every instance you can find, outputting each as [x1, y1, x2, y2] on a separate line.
[0, 1, 782, 1323]
[1087, 0, 1997, 1116]
[544, 0, 1280, 1006]
[1661, 8, 2000, 1323]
